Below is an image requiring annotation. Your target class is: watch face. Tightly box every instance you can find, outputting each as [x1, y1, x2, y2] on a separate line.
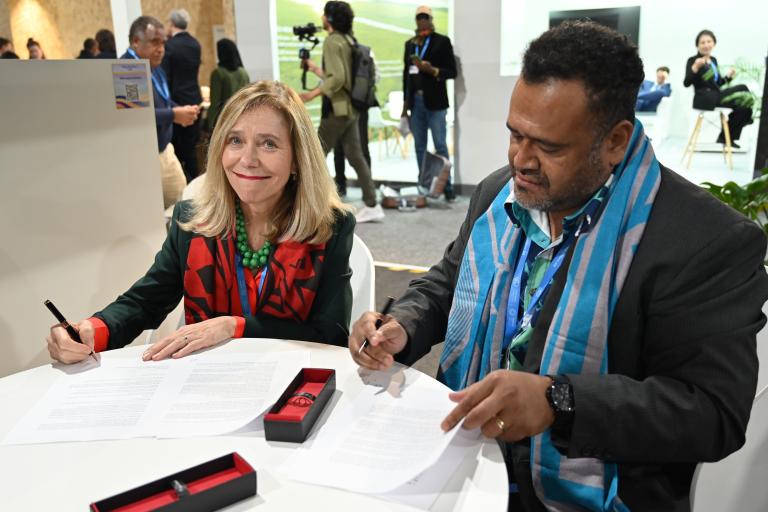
[551, 382, 574, 412]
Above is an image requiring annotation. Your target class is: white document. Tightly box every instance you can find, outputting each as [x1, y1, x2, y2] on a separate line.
[3, 351, 309, 445]
[280, 383, 466, 494]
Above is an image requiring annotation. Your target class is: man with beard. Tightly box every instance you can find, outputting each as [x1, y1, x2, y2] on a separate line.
[347, 21, 768, 511]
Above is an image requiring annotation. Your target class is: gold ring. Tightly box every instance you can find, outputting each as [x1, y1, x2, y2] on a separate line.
[494, 416, 506, 432]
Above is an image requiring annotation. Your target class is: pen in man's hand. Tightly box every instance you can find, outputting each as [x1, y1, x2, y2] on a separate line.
[359, 296, 396, 354]
[44, 299, 98, 361]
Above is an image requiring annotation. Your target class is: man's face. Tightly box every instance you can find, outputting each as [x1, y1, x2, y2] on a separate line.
[0, 42, 12, 54]
[321, 14, 330, 31]
[132, 24, 166, 68]
[506, 79, 613, 215]
[656, 69, 668, 85]
[416, 13, 432, 32]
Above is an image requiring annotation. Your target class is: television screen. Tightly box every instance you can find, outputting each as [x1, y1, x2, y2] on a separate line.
[549, 6, 641, 45]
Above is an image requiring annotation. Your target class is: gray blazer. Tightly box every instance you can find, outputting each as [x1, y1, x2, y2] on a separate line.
[391, 165, 768, 510]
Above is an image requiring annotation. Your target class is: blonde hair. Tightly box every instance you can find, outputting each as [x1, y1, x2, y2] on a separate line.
[181, 80, 350, 243]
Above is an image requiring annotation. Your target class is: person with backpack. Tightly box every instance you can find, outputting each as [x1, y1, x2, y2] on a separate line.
[402, 5, 457, 201]
[300, 1, 384, 224]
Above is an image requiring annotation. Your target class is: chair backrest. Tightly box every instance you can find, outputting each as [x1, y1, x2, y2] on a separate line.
[387, 90, 404, 120]
[349, 234, 375, 327]
[690, 386, 768, 511]
[182, 174, 206, 201]
[367, 106, 386, 129]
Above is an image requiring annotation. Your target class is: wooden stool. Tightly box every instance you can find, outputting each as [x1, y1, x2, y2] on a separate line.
[681, 108, 733, 170]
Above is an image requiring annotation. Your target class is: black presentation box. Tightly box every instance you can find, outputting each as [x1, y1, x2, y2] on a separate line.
[264, 368, 335, 443]
[90, 452, 256, 512]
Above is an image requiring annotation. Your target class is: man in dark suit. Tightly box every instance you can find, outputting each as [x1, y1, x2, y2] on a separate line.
[402, 5, 457, 201]
[350, 21, 767, 511]
[163, 8, 203, 182]
[121, 16, 199, 209]
[635, 66, 671, 112]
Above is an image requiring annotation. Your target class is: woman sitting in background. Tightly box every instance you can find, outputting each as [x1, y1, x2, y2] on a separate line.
[26, 38, 45, 59]
[208, 38, 251, 132]
[48, 81, 354, 364]
[683, 29, 753, 148]
[95, 29, 117, 59]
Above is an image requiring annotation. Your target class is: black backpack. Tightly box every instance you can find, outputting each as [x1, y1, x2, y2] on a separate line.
[344, 35, 377, 110]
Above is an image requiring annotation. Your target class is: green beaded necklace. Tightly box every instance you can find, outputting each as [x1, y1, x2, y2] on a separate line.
[235, 204, 272, 270]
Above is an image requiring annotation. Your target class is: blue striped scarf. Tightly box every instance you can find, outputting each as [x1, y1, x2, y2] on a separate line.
[440, 121, 660, 510]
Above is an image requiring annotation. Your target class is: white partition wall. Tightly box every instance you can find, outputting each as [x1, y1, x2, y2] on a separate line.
[0, 60, 169, 377]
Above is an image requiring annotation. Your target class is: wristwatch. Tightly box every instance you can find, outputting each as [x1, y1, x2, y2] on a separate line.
[545, 375, 575, 442]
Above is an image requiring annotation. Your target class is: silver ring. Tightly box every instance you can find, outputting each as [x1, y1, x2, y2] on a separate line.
[182, 335, 189, 346]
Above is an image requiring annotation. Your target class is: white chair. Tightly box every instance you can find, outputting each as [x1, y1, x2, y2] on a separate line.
[349, 234, 375, 327]
[690, 386, 768, 511]
[182, 173, 206, 200]
[680, 107, 734, 170]
[368, 106, 404, 158]
[756, 298, 768, 393]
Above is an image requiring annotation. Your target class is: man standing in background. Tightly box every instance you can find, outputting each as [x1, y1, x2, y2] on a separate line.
[163, 8, 203, 182]
[122, 16, 199, 209]
[402, 5, 457, 201]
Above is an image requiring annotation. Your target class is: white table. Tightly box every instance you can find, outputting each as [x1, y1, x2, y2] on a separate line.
[0, 339, 508, 511]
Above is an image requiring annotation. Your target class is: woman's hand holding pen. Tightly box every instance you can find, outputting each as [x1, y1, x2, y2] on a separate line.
[47, 320, 96, 364]
[348, 312, 407, 370]
[142, 316, 237, 361]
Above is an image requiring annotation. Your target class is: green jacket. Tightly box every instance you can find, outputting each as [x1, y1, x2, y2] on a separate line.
[319, 31, 356, 117]
[207, 66, 251, 132]
[94, 201, 355, 350]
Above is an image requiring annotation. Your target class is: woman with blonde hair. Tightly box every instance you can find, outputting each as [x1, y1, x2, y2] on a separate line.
[48, 81, 355, 363]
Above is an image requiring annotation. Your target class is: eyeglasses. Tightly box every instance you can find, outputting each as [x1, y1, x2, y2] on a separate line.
[287, 391, 316, 408]
[416, 13, 432, 21]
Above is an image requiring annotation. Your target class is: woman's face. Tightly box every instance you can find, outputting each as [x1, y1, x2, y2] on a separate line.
[28, 45, 43, 59]
[697, 35, 715, 56]
[221, 106, 295, 213]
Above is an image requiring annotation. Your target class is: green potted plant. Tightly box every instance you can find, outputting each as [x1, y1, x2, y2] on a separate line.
[701, 169, 768, 237]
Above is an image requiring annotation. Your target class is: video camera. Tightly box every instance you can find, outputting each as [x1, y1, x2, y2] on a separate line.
[293, 23, 320, 90]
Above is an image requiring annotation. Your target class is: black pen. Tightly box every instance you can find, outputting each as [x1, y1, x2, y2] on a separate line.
[359, 296, 396, 354]
[44, 300, 98, 361]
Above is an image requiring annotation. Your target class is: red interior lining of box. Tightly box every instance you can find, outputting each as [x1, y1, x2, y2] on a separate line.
[105, 456, 254, 512]
[264, 369, 333, 423]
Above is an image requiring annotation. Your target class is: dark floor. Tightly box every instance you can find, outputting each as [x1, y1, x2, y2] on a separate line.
[345, 186, 469, 378]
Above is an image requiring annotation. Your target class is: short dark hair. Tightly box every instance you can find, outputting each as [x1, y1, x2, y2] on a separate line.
[695, 29, 716, 46]
[657, 66, 670, 74]
[521, 21, 644, 134]
[324, 1, 354, 34]
[0, 37, 10, 48]
[83, 38, 97, 52]
[26, 37, 40, 49]
[95, 29, 116, 53]
[128, 16, 163, 44]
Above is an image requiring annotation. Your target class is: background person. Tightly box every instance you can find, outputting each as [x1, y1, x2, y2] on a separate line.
[163, 8, 204, 182]
[26, 38, 45, 59]
[299, 1, 384, 224]
[401, 5, 457, 201]
[635, 65, 671, 112]
[47, 81, 355, 364]
[349, 21, 767, 511]
[208, 38, 250, 133]
[0, 37, 14, 57]
[121, 16, 199, 209]
[95, 28, 116, 59]
[77, 38, 99, 59]
[684, 29, 753, 147]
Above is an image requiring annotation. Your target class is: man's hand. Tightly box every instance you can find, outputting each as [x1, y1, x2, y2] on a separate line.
[299, 88, 322, 103]
[301, 59, 323, 78]
[441, 369, 555, 442]
[348, 312, 407, 370]
[142, 316, 236, 361]
[173, 105, 199, 127]
[417, 60, 438, 77]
